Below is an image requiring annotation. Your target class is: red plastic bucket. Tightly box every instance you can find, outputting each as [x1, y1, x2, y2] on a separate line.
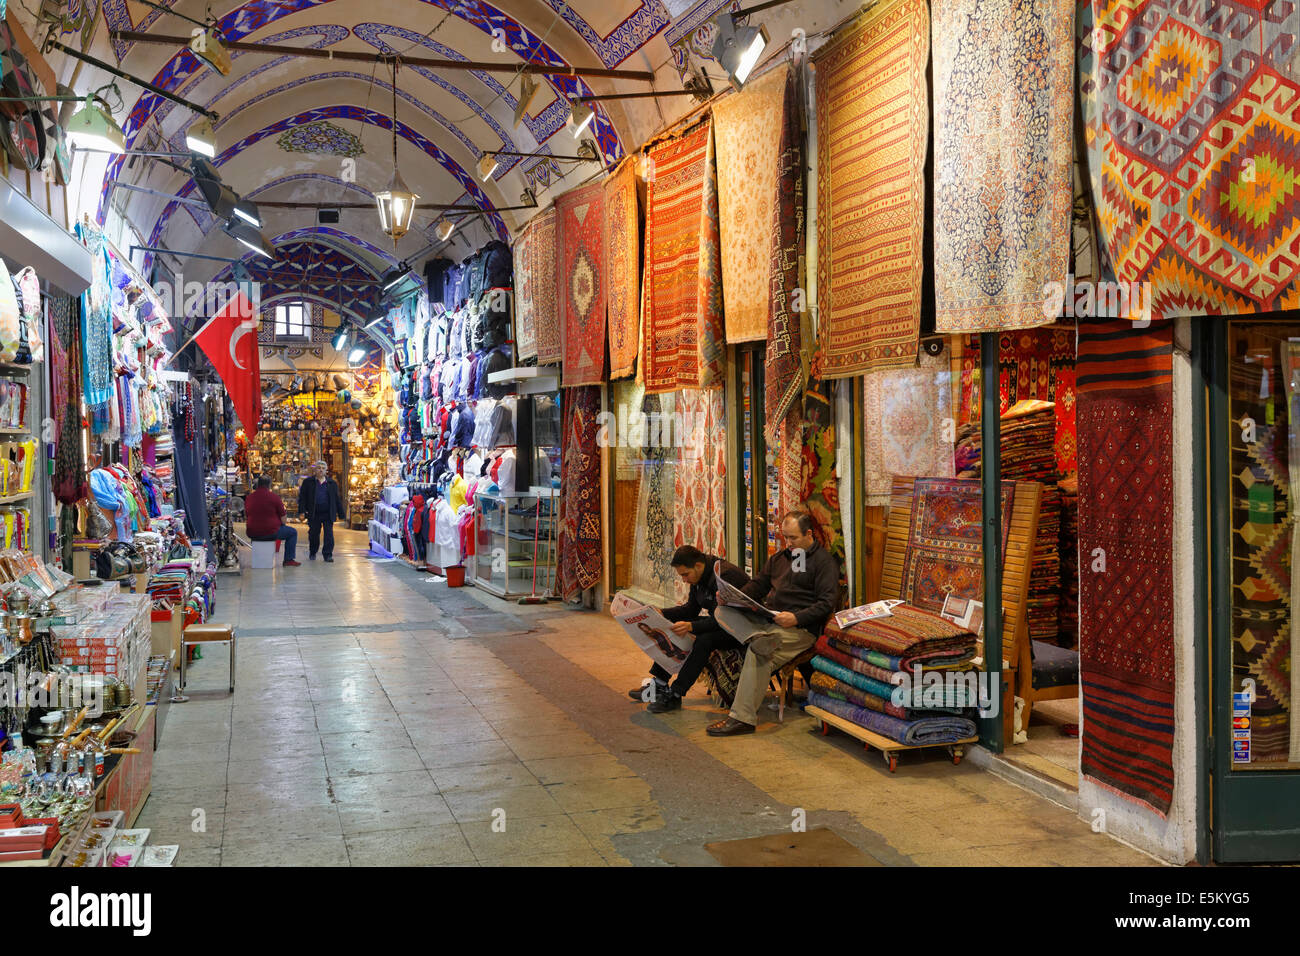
[446, 565, 466, 587]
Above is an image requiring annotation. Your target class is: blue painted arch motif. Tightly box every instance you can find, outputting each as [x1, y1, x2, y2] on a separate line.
[99, 0, 628, 223]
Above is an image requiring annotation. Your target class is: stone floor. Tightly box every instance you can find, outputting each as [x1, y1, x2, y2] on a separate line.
[138, 530, 1159, 866]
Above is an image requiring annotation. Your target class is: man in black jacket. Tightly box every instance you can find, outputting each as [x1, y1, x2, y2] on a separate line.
[627, 545, 751, 713]
[298, 461, 343, 562]
[707, 511, 840, 736]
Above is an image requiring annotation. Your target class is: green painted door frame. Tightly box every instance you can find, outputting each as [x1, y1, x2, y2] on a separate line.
[1205, 316, 1300, 862]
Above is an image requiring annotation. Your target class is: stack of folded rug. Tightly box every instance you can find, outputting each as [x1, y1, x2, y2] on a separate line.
[809, 605, 979, 745]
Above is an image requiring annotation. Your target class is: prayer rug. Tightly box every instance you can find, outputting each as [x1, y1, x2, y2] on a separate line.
[643, 121, 724, 393]
[932, 0, 1073, 332]
[513, 218, 538, 360]
[898, 477, 1015, 615]
[522, 209, 561, 364]
[863, 352, 955, 504]
[1078, 2, 1300, 317]
[557, 385, 602, 599]
[673, 388, 727, 557]
[1076, 319, 1175, 815]
[605, 159, 640, 380]
[630, 392, 679, 606]
[813, 0, 928, 376]
[713, 64, 789, 344]
[766, 64, 806, 442]
[556, 181, 607, 387]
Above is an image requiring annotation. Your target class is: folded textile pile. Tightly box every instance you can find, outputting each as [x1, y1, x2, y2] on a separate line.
[807, 691, 978, 745]
[955, 399, 1061, 644]
[823, 604, 977, 671]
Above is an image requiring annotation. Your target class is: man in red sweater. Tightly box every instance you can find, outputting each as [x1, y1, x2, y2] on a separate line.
[244, 475, 300, 567]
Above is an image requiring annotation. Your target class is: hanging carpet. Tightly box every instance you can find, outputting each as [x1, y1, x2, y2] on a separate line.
[1078, 2, 1300, 317]
[932, 0, 1073, 332]
[672, 388, 727, 558]
[557, 385, 603, 599]
[520, 208, 561, 365]
[1076, 319, 1175, 816]
[605, 158, 640, 380]
[863, 351, 955, 505]
[813, 0, 929, 376]
[513, 215, 539, 361]
[766, 63, 806, 443]
[556, 180, 608, 388]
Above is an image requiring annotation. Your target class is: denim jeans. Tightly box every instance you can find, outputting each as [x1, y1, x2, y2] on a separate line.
[275, 524, 297, 562]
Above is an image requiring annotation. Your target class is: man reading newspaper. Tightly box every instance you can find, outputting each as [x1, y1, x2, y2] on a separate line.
[627, 545, 751, 713]
[708, 511, 840, 736]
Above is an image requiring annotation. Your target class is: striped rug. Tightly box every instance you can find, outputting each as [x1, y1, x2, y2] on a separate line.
[813, 0, 928, 376]
[1076, 319, 1176, 816]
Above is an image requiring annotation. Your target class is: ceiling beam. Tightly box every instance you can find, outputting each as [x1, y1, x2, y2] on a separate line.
[251, 200, 538, 212]
[111, 32, 655, 81]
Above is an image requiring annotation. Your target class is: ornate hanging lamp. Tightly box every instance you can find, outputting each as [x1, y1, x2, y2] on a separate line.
[374, 57, 419, 246]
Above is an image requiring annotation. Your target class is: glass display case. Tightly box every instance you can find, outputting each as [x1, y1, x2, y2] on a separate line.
[473, 489, 557, 599]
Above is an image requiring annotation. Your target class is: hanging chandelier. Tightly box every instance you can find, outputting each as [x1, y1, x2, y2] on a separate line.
[375, 57, 419, 246]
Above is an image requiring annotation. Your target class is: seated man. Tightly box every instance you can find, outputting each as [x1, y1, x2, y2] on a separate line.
[707, 511, 839, 736]
[627, 545, 751, 714]
[244, 475, 300, 567]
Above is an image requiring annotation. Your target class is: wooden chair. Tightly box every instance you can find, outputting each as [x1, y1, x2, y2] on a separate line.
[879, 477, 1041, 743]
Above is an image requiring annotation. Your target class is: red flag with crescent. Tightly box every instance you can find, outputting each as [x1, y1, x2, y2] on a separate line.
[194, 291, 263, 439]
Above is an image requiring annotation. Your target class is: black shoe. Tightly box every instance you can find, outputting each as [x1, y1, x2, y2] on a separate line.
[707, 717, 756, 736]
[628, 680, 666, 702]
[647, 692, 681, 714]
[324, 556, 334, 563]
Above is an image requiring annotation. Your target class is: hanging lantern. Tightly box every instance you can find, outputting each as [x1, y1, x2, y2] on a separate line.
[376, 58, 420, 246]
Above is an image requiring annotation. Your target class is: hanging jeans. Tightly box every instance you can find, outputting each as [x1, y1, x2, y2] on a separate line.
[308, 511, 334, 559]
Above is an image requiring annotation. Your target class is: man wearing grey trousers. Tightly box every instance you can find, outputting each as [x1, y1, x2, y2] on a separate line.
[707, 511, 840, 736]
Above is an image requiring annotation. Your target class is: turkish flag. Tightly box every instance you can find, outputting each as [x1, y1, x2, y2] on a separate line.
[194, 291, 263, 439]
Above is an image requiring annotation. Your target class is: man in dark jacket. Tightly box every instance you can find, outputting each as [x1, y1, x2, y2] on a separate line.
[626, 545, 751, 714]
[298, 460, 343, 562]
[707, 511, 840, 736]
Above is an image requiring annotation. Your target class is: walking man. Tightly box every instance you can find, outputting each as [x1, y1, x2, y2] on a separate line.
[298, 460, 342, 562]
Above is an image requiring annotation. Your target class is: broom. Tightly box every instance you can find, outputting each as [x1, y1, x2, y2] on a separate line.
[517, 498, 547, 605]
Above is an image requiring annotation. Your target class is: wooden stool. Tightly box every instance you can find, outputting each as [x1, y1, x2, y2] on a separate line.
[180, 624, 236, 695]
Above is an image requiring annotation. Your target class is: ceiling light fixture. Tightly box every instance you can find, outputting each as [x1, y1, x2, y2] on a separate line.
[222, 220, 275, 260]
[190, 156, 239, 220]
[566, 98, 594, 137]
[478, 153, 500, 181]
[65, 96, 126, 154]
[364, 305, 388, 330]
[332, 324, 350, 352]
[232, 198, 261, 228]
[710, 12, 769, 91]
[348, 345, 368, 365]
[513, 74, 542, 128]
[435, 219, 455, 243]
[381, 263, 412, 294]
[185, 116, 217, 157]
[375, 57, 419, 247]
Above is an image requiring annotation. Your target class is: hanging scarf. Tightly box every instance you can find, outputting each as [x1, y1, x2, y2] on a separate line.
[75, 223, 114, 407]
[51, 296, 89, 505]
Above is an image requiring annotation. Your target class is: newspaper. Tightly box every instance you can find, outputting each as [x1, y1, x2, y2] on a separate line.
[712, 561, 777, 621]
[611, 592, 694, 674]
[833, 599, 904, 629]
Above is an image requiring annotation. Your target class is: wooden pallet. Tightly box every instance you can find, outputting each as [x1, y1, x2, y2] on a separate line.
[807, 705, 978, 773]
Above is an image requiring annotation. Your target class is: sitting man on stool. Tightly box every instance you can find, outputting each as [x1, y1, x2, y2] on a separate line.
[707, 510, 839, 736]
[628, 545, 751, 713]
[244, 475, 300, 567]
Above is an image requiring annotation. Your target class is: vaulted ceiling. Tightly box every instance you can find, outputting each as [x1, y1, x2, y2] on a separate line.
[15, 0, 841, 323]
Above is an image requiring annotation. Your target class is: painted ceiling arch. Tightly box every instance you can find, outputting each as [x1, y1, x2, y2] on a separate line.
[142, 104, 511, 273]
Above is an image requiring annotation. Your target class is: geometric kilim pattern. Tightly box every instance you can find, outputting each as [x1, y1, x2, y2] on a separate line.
[1079, 0, 1300, 317]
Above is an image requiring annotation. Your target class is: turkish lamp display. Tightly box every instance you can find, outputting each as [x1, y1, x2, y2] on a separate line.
[375, 169, 418, 243]
[566, 98, 594, 137]
[66, 98, 126, 154]
[185, 117, 217, 158]
[711, 14, 769, 91]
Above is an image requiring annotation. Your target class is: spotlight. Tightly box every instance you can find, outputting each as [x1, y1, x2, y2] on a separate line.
[66, 98, 126, 154]
[190, 157, 238, 220]
[711, 13, 769, 91]
[364, 306, 388, 330]
[232, 199, 261, 228]
[381, 264, 412, 294]
[192, 28, 232, 76]
[185, 116, 217, 157]
[478, 153, 500, 181]
[332, 324, 350, 351]
[566, 98, 594, 137]
[435, 220, 455, 242]
[513, 74, 542, 128]
[347, 345, 367, 365]
[222, 220, 274, 259]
